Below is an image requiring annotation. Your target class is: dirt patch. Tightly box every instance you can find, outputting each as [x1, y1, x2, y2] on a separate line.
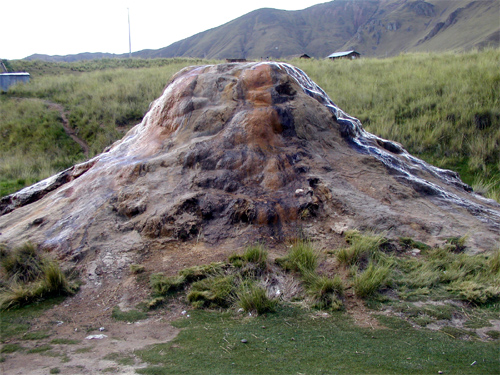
[0, 238, 383, 374]
[1, 310, 180, 375]
[344, 294, 383, 329]
[380, 300, 500, 341]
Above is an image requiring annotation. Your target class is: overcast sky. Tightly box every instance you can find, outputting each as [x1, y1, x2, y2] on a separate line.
[2, 0, 329, 60]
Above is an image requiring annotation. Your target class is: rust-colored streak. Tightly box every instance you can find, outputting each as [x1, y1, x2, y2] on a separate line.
[236, 64, 284, 151]
[240, 64, 274, 107]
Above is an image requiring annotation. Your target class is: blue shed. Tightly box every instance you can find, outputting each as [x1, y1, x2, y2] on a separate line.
[0, 73, 30, 92]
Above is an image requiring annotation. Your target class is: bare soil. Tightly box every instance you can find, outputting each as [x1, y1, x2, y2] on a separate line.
[0, 237, 381, 374]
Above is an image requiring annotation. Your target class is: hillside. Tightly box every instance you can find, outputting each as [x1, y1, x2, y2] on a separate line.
[343, 0, 500, 57]
[25, 52, 121, 63]
[25, 0, 499, 61]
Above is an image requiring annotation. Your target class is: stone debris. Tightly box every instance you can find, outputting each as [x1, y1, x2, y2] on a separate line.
[85, 334, 107, 340]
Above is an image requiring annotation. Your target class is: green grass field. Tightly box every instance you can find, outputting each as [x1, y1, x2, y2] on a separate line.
[133, 306, 499, 375]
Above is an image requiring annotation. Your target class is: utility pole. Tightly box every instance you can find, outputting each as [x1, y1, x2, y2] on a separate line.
[128, 8, 132, 59]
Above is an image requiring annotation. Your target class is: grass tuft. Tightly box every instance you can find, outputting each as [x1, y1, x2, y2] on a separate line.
[0, 243, 78, 310]
[488, 249, 500, 275]
[130, 264, 145, 274]
[302, 272, 344, 310]
[398, 237, 431, 251]
[337, 231, 386, 266]
[276, 240, 318, 274]
[149, 273, 186, 296]
[447, 281, 500, 305]
[179, 262, 225, 283]
[353, 261, 391, 298]
[236, 282, 276, 314]
[0, 243, 44, 283]
[187, 275, 235, 309]
[242, 244, 268, 267]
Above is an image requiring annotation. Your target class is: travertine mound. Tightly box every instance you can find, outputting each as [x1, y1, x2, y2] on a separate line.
[1, 62, 499, 269]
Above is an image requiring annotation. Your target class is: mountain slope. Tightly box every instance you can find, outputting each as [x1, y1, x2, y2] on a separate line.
[25, 0, 499, 61]
[141, 0, 498, 59]
[142, 1, 380, 60]
[341, 0, 500, 56]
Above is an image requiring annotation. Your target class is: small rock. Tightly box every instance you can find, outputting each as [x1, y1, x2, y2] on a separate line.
[32, 218, 44, 225]
[241, 339, 248, 343]
[85, 334, 107, 340]
[99, 327, 105, 331]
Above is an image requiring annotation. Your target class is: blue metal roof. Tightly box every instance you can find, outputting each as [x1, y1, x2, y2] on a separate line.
[0, 72, 30, 76]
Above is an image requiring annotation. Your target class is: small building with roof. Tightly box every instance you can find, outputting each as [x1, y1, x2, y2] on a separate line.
[1, 61, 30, 92]
[0, 73, 30, 92]
[327, 50, 361, 60]
[288, 53, 311, 59]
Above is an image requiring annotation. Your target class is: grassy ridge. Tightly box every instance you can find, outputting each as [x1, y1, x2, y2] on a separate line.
[293, 49, 500, 199]
[1, 51, 499, 199]
[1, 58, 219, 195]
[8, 57, 216, 78]
[0, 97, 83, 196]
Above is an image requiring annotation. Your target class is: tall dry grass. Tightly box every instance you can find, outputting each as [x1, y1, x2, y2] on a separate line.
[292, 49, 500, 199]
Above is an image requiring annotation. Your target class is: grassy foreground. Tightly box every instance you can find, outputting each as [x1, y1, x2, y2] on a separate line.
[1, 237, 498, 373]
[132, 236, 499, 374]
[134, 307, 499, 375]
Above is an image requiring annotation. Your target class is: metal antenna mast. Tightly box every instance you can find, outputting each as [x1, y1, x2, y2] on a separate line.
[128, 8, 132, 58]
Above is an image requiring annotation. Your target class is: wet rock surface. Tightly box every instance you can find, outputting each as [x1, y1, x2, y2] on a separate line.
[1, 62, 499, 271]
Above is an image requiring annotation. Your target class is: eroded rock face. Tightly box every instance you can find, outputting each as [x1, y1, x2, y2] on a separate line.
[1, 62, 499, 265]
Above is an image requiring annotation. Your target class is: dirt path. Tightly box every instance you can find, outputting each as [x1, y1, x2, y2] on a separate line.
[0, 318, 180, 375]
[44, 101, 90, 158]
[10, 97, 90, 158]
